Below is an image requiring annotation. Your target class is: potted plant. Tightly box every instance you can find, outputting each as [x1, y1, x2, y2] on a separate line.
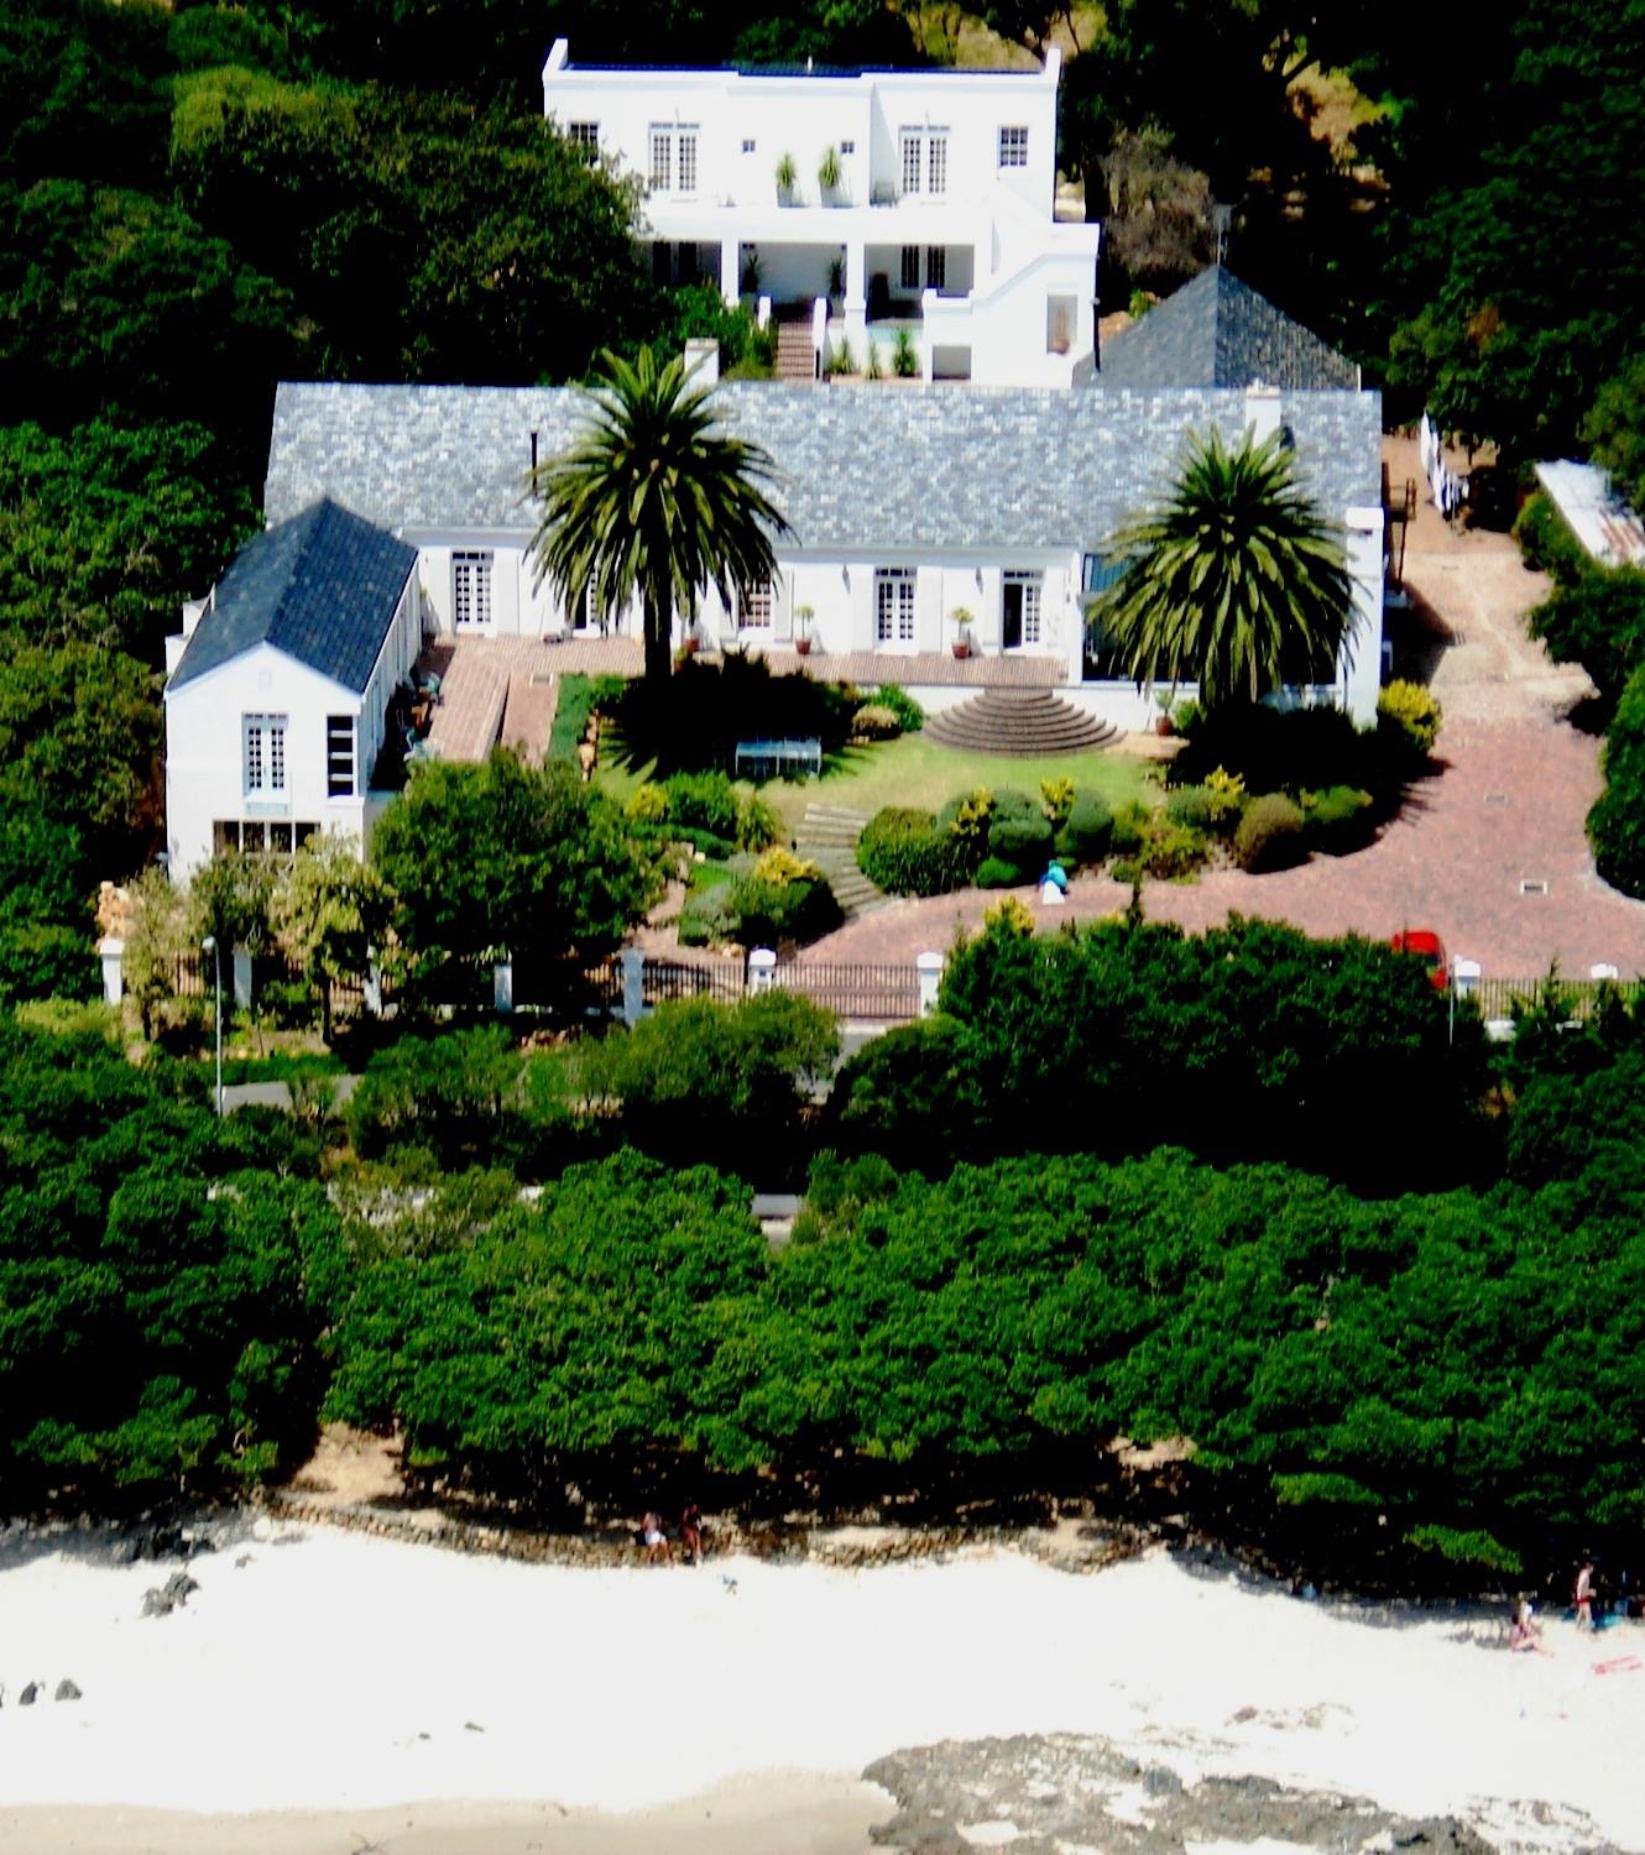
[950, 606, 976, 659]
[740, 248, 762, 296]
[794, 603, 815, 655]
[775, 152, 797, 202]
[818, 145, 842, 200]
[827, 253, 845, 309]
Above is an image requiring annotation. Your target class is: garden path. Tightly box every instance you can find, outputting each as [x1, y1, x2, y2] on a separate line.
[803, 442, 1645, 978]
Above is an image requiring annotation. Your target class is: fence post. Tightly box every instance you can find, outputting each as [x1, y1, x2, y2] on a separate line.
[748, 947, 777, 997]
[98, 936, 124, 1007]
[916, 950, 944, 1019]
[1452, 958, 1480, 1000]
[620, 947, 646, 1026]
[493, 956, 514, 1014]
[232, 948, 253, 1010]
[1591, 963, 1620, 982]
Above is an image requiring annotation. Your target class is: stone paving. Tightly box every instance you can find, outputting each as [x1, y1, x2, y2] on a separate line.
[802, 439, 1645, 979]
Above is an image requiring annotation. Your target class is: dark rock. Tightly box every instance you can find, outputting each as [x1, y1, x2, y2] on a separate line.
[54, 1679, 81, 1702]
[20, 1682, 40, 1706]
[141, 1569, 200, 1618]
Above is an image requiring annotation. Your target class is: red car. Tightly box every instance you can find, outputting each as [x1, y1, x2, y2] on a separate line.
[1391, 930, 1450, 992]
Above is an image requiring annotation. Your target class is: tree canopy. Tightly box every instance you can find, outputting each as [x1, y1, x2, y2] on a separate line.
[1089, 430, 1353, 711]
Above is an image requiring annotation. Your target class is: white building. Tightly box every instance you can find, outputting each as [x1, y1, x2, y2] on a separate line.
[163, 498, 424, 880]
[541, 36, 1101, 387]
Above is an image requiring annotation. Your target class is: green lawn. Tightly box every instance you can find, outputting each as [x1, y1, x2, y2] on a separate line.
[596, 731, 1158, 835]
[751, 733, 1158, 835]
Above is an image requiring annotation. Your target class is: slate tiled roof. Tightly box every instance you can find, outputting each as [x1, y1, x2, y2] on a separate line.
[170, 497, 417, 693]
[1092, 267, 1361, 393]
[266, 378, 1381, 554]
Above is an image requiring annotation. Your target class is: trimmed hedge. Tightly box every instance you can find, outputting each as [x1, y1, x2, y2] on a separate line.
[1057, 792, 1113, 864]
[1304, 784, 1375, 855]
[1234, 793, 1307, 871]
[1589, 661, 1645, 898]
[858, 807, 966, 896]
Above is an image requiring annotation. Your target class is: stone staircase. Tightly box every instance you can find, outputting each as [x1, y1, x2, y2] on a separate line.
[795, 803, 884, 918]
[924, 688, 1120, 756]
[775, 316, 819, 383]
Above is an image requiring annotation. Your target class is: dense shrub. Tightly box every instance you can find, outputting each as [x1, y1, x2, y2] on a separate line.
[1512, 491, 1589, 587]
[1527, 572, 1645, 702]
[1057, 791, 1114, 864]
[1377, 680, 1443, 764]
[612, 656, 854, 774]
[1303, 784, 1375, 854]
[1039, 777, 1075, 827]
[1111, 815, 1208, 882]
[975, 855, 1025, 888]
[868, 684, 925, 733]
[1165, 784, 1217, 830]
[858, 807, 965, 896]
[987, 812, 1054, 873]
[851, 702, 901, 741]
[935, 787, 995, 852]
[660, 770, 741, 840]
[1234, 792, 1308, 871]
[1589, 661, 1645, 898]
[725, 873, 841, 947]
[1173, 703, 1381, 800]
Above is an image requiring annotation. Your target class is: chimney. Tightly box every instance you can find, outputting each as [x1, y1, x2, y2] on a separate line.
[1245, 382, 1282, 447]
[683, 337, 720, 387]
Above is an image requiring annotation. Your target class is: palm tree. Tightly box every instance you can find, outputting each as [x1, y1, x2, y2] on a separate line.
[1088, 428, 1354, 711]
[527, 347, 791, 684]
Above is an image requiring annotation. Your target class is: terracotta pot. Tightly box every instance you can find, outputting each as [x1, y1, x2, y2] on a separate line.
[795, 636, 812, 655]
[1155, 714, 1174, 737]
[952, 642, 971, 660]
[680, 637, 700, 657]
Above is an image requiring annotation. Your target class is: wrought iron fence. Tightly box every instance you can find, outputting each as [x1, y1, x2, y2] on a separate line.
[1466, 976, 1643, 1022]
[641, 957, 746, 1007]
[775, 960, 920, 1021]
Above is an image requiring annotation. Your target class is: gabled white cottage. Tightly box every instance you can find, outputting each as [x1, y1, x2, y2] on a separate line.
[163, 498, 424, 880]
[541, 37, 1101, 386]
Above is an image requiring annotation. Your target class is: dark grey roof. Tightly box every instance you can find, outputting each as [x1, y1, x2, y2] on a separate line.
[1095, 267, 1360, 393]
[171, 498, 416, 693]
[266, 377, 1381, 554]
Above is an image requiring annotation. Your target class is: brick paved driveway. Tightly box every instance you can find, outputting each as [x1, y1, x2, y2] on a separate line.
[804, 443, 1645, 979]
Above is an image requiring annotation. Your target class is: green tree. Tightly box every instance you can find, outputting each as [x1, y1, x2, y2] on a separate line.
[371, 751, 661, 966]
[271, 833, 386, 1043]
[1589, 661, 1645, 900]
[1089, 429, 1353, 711]
[527, 347, 790, 685]
[1582, 355, 1645, 520]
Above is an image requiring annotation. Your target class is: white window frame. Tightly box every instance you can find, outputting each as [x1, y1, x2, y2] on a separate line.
[900, 130, 922, 196]
[452, 549, 492, 630]
[736, 581, 773, 630]
[874, 569, 916, 647]
[243, 713, 288, 798]
[676, 126, 699, 195]
[1046, 293, 1076, 356]
[649, 125, 672, 194]
[926, 130, 948, 196]
[326, 714, 357, 799]
[998, 125, 1029, 169]
[1003, 571, 1043, 649]
[926, 245, 946, 292]
[567, 121, 599, 154]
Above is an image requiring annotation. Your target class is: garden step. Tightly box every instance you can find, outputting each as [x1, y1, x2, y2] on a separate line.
[925, 690, 1119, 757]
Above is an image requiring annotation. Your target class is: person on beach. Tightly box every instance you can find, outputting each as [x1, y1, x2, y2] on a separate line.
[1575, 1559, 1595, 1630]
[642, 1512, 672, 1564]
[1509, 1597, 1544, 1652]
[680, 1503, 704, 1564]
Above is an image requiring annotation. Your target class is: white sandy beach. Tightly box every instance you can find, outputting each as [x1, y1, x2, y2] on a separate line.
[2, 1520, 1642, 1852]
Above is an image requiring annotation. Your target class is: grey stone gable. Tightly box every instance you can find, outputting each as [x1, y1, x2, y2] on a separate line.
[1095, 267, 1360, 393]
[266, 378, 1381, 557]
[171, 497, 417, 694]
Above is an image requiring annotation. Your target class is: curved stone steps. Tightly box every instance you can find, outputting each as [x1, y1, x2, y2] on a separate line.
[925, 689, 1120, 757]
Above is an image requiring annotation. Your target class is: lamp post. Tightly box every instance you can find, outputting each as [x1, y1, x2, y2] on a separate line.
[201, 934, 224, 1116]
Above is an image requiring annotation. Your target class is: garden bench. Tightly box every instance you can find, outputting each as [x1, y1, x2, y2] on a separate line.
[734, 737, 822, 780]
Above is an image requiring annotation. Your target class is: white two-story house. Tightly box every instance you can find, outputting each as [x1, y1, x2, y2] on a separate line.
[541, 37, 1101, 387]
[163, 498, 425, 880]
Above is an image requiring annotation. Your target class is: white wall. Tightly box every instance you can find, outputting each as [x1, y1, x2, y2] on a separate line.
[165, 646, 365, 882]
[163, 575, 424, 881]
[542, 44, 1060, 222]
[1341, 505, 1386, 725]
